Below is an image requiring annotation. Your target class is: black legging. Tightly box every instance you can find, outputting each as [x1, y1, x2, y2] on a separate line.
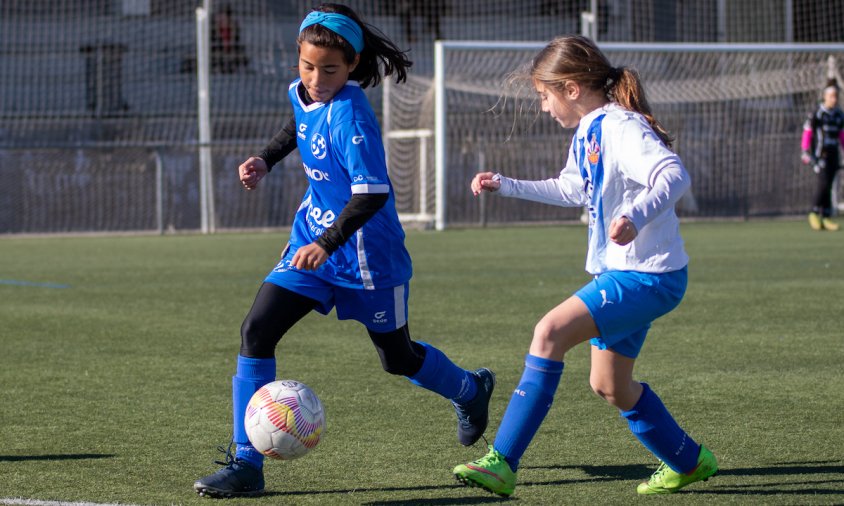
[813, 147, 841, 217]
[239, 282, 425, 376]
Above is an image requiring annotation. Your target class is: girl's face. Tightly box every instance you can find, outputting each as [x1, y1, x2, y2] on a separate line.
[823, 87, 839, 109]
[536, 81, 579, 128]
[298, 41, 359, 103]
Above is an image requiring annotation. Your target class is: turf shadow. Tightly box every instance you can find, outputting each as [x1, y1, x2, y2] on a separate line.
[520, 463, 652, 480]
[0, 453, 115, 462]
[361, 498, 508, 505]
[716, 460, 844, 477]
[258, 482, 466, 499]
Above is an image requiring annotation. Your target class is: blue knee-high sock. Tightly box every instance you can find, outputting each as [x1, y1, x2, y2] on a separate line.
[493, 354, 564, 471]
[408, 342, 477, 403]
[621, 382, 700, 474]
[233, 355, 276, 469]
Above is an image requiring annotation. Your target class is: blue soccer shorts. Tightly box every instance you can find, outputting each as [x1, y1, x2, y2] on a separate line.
[575, 266, 688, 358]
[264, 256, 409, 333]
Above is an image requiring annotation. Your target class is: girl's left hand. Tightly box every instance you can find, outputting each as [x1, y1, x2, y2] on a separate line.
[291, 243, 329, 271]
[609, 216, 638, 245]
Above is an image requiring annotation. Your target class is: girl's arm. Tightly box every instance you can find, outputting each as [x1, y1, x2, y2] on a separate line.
[615, 119, 690, 232]
[315, 193, 389, 253]
[620, 163, 690, 234]
[801, 114, 817, 164]
[485, 141, 588, 207]
[240, 115, 299, 190]
[258, 115, 299, 170]
[496, 170, 588, 207]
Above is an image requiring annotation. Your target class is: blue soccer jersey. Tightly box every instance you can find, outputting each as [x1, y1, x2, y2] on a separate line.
[286, 79, 412, 290]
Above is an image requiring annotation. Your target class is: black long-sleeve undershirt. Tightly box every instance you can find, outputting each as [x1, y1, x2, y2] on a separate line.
[258, 115, 298, 170]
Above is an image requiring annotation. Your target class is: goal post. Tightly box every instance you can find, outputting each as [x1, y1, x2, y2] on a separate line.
[427, 40, 844, 230]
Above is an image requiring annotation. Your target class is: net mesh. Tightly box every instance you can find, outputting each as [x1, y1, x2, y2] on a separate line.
[406, 44, 844, 226]
[1, 0, 843, 233]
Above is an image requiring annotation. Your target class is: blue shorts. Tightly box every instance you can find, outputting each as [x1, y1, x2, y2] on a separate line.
[264, 257, 409, 333]
[575, 267, 688, 359]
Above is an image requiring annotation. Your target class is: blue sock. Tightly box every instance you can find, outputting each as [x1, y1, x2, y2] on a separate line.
[408, 342, 477, 403]
[232, 355, 276, 470]
[621, 382, 701, 474]
[493, 354, 564, 471]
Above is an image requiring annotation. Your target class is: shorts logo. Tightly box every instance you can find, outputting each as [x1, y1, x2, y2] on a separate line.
[352, 135, 365, 145]
[298, 123, 307, 140]
[373, 310, 388, 324]
[586, 133, 600, 165]
[600, 289, 614, 308]
[311, 133, 327, 159]
[272, 258, 295, 273]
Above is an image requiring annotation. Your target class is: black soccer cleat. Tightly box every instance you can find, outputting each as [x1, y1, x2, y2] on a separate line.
[194, 445, 265, 498]
[452, 368, 496, 446]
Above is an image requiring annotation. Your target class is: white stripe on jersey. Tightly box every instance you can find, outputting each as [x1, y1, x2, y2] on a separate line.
[352, 183, 390, 194]
[355, 229, 375, 290]
[290, 80, 324, 112]
[393, 284, 407, 328]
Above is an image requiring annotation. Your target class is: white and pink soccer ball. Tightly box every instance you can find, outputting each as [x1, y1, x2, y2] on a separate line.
[244, 380, 325, 460]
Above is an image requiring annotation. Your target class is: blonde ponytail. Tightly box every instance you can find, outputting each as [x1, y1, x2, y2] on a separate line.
[611, 67, 674, 148]
[531, 35, 674, 148]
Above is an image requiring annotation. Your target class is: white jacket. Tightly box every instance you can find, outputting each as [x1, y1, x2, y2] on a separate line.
[497, 103, 690, 275]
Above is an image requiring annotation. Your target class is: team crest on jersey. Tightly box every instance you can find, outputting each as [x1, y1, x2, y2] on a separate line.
[586, 133, 600, 165]
[311, 133, 327, 160]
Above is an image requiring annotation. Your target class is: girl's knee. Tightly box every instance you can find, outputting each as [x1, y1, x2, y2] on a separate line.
[590, 377, 623, 407]
[590, 376, 641, 410]
[239, 316, 277, 358]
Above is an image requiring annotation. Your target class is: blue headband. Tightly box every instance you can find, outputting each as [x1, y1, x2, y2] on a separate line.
[299, 11, 364, 54]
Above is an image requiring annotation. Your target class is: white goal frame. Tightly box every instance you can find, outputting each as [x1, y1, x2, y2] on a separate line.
[433, 41, 844, 231]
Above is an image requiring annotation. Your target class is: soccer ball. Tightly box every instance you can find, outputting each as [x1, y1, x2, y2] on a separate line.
[244, 380, 325, 460]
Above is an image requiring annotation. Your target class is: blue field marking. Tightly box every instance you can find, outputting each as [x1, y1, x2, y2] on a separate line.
[0, 279, 71, 289]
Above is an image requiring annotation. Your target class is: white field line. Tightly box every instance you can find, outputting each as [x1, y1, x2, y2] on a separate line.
[1, 499, 144, 506]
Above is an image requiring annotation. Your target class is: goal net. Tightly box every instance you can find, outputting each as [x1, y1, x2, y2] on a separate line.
[382, 41, 844, 229]
[2, 0, 844, 234]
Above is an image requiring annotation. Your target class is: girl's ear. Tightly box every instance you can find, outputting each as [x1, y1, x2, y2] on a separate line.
[349, 53, 360, 73]
[564, 80, 580, 100]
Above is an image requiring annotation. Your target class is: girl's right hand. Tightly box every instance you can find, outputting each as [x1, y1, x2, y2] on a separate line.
[471, 172, 500, 196]
[239, 157, 269, 190]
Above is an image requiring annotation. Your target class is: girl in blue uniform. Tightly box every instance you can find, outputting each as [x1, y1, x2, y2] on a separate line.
[453, 35, 717, 497]
[194, 4, 494, 497]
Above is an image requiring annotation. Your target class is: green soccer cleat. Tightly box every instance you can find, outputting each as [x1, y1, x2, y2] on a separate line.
[822, 217, 840, 231]
[637, 445, 718, 495]
[453, 446, 517, 497]
[809, 212, 823, 231]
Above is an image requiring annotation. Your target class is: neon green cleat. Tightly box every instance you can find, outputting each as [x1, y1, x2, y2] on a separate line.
[637, 445, 718, 495]
[453, 446, 517, 497]
[809, 212, 823, 231]
[822, 217, 840, 231]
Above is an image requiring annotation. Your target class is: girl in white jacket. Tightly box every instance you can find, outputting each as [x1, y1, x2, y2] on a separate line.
[453, 35, 717, 497]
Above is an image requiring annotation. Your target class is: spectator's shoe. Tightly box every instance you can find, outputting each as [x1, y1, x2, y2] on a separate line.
[822, 217, 840, 231]
[637, 445, 718, 495]
[453, 445, 516, 497]
[194, 445, 265, 498]
[809, 212, 823, 230]
[452, 368, 495, 446]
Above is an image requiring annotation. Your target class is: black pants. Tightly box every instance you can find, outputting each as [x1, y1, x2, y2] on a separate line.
[813, 147, 841, 217]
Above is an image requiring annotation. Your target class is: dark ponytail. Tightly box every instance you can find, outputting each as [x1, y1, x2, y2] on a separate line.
[297, 3, 412, 89]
